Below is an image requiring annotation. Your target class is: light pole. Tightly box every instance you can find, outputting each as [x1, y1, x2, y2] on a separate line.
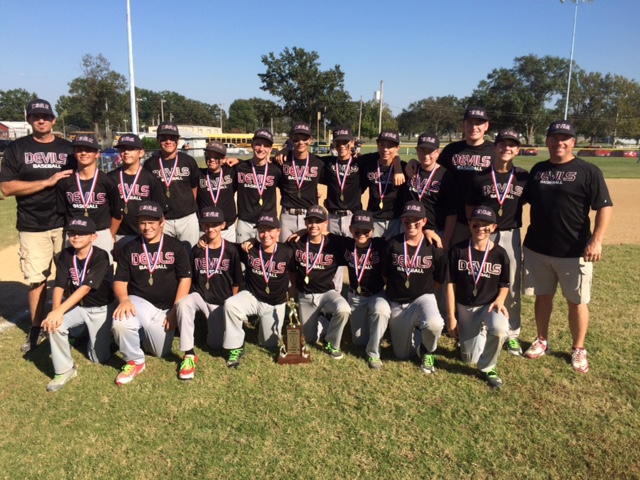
[126, 0, 138, 134]
[561, 0, 593, 120]
[160, 98, 166, 122]
[218, 103, 224, 130]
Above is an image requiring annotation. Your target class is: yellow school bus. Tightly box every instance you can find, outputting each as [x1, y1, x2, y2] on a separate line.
[206, 133, 253, 148]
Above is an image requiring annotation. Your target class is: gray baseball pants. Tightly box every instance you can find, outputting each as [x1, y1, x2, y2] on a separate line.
[176, 292, 224, 351]
[328, 212, 353, 237]
[456, 303, 509, 371]
[491, 228, 522, 340]
[348, 291, 391, 359]
[279, 211, 306, 242]
[389, 294, 443, 360]
[373, 218, 402, 240]
[235, 219, 257, 243]
[164, 212, 200, 249]
[298, 290, 351, 349]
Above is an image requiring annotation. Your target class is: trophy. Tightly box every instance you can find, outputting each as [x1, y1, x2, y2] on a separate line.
[278, 296, 311, 365]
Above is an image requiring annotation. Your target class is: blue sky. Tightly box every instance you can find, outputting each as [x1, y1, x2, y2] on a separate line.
[1, 0, 638, 116]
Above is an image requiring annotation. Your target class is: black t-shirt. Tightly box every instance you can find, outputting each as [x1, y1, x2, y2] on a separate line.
[239, 242, 295, 305]
[196, 166, 237, 226]
[466, 166, 529, 230]
[54, 246, 114, 307]
[235, 160, 281, 223]
[107, 167, 169, 236]
[437, 140, 494, 223]
[143, 152, 199, 219]
[0, 135, 76, 232]
[383, 234, 446, 303]
[359, 154, 405, 220]
[289, 233, 346, 294]
[343, 237, 387, 295]
[404, 165, 457, 231]
[320, 155, 363, 212]
[191, 241, 243, 305]
[523, 157, 613, 258]
[447, 240, 510, 307]
[56, 170, 123, 230]
[277, 152, 324, 209]
[115, 234, 192, 310]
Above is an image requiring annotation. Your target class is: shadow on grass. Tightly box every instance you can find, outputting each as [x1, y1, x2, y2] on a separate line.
[0, 280, 33, 333]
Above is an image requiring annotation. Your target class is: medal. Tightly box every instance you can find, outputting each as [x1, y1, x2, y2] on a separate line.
[258, 243, 278, 295]
[72, 247, 94, 288]
[119, 167, 142, 218]
[205, 281, 210, 290]
[416, 165, 439, 201]
[166, 189, 171, 198]
[304, 235, 326, 287]
[124, 205, 128, 214]
[379, 201, 383, 209]
[84, 209, 89, 217]
[468, 239, 491, 300]
[335, 156, 353, 204]
[291, 153, 310, 202]
[297, 191, 302, 199]
[491, 166, 515, 221]
[340, 194, 344, 202]
[265, 286, 270, 294]
[376, 161, 393, 211]
[75, 170, 99, 217]
[498, 207, 503, 217]
[142, 235, 165, 288]
[251, 161, 269, 205]
[403, 233, 425, 291]
[149, 275, 154, 285]
[405, 280, 410, 288]
[159, 157, 179, 199]
[357, 285, 362, 294]
[206, 168, 224, 206]
[304, 275, 310, 284]
[205, 239, 226, 289]
[259, 197, 263, 206]
[473, 288, 478, 297]
[352, 241, 373, 297]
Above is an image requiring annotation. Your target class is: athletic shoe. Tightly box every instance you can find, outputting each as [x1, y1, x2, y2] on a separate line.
[478, 368, 503, 389]
[20, 327, 47, 353]
[227, 347, 245, 368]
[367, 356, 383, 370]
[46, 364, 78, 392]
[420, 353, 436, 374]
[115, 361, 145, 386]
[507, 338, 523, 356]
[571, 348, 589, 373]
[324, 342, 343, 360]
[178, 354, 198, 380]
[524, 337, 549, 359]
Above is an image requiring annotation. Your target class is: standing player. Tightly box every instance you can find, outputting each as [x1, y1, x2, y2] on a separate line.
[384, 201, 446, 373]
[466, 129, 528, 355]
[196, 141, 237, 241]
[343, 210, 391, 369]
[111, 201, 192, 385]
[108, 133, 168, 253]
[56, 134, 123, 264]
[522, 121, 613, 373]
[175, 207, 243, 379]
[222, 214, 295, 368]
[446, 206, 510, 388]
[41, 217, 114, 391]
[0, 99, 76, 352]
[143, 122, 200, 248]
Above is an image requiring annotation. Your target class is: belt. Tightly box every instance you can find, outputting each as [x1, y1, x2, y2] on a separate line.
[349, 288, 372, 298]
[329, 210, 352, 216]
[284, 208, 307, 215]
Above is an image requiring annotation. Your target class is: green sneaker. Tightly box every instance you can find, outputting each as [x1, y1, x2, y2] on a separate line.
[46, 365, 77, 392]
[478, 368, 503, 389]
[420, 353, 435, 374]
[227, 347, 245, 368]
[367, 356, 383, 370]
[179, 354, 198, 380]
[507, 338, 522, 356]
[324, 342, 343, 360]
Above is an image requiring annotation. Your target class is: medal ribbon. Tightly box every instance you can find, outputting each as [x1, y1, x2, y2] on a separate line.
[141, 234, 165, 277]
[335, 156, 353, 199]
[468, 239, 491, 292]
[490, 166, 515, 210]
[305, 235, 325, 278]
[251, 161, 269, 199]
[205, 239, 226, 281]
[206, 169, 225, 206]
[72, 247, 94, 286]
[353, 242, 373, 287]
[417, 165, 439, 201]
[158, 157, 179, 190]
[258, 243, 278, 287]
[403, 234, 425, 281]
[376, 162, 393, 204]
[75, 171, 99, 211]
[291, 153, 310, 195]
[119, 167, 143, 208]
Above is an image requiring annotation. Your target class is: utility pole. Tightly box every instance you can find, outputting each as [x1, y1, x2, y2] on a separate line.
[378, 80, 384, 134]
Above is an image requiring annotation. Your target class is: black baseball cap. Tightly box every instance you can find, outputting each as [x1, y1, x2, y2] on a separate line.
[116, 133, 143, 149]
[305, 205, 328, 222]
[464, 106, 489, 121]
[253, 128, 274, 145]
[333, 126, 354, 141]
[64, 216, 97, 234]
[377, 130, 400, 145]
[200, 206, 225, 224]
[256, 214, 281, 229]
[136, 201, 164, 219]
[157, 122, 180, 137]
[470, 206, 497, 224]
[417, 133, 440, 149]
[547, 120, 576, 137]
[27, 99, 55, 116]
[401, 201, 426, 219]
[350, 210, 374, 230]
[290, 122, 312, 137]
[495, 129, 521, 146]
[205, 141, 227, 156]
[72, 134, 100, 150]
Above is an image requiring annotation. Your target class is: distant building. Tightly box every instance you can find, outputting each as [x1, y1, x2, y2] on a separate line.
[0, 121, 32, 139]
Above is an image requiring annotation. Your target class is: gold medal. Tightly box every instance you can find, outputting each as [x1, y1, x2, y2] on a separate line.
[124, 204, 129, 214]
[379, 201, 383, 209]
[473, 287, 478, 297]
[297, 191, 302, 199]
[259, 197, 263, 206]
[405, 279, 410, 288]
[498, 207, 503, 217]
[304, 275, 310, 284]
[357, 285, 362, 294]
[265, 286, 270, 294]
[84, 209, 89, 217]
[206, 281, 210, 290]
[149, 275, 154, 286]
[166, 189, 171, 198]
[340, 194, 344, 202]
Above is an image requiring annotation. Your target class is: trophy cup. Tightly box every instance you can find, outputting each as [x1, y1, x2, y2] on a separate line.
[278, 296, 311, 365]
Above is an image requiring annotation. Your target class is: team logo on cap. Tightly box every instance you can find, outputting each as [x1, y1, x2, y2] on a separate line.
[202, 210, 221, 219]
[475, 207, 492, 216]
[259, 215, 276, 222]
[292, 123, 311, 133]
[467, 109, 485, 117]
[31, 102, 51, 111]
[69, 219, 88, 227]
[551, 123, 572, 131]
[161, 124, 178, 132]
[380, 132, 398, 141]
[420, 135, 437, 143]
[121, 135, 135, 143]
[77, 135, 95, 144]
[139, 204, 159, 213]
[335, 129, 349, 136]
[354, 214, 370, 222]
[404, 204, 422, 213]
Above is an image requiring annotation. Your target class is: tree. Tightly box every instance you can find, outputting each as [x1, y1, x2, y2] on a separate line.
[0, 89, 38, 121]
[357, 100, 397, 139]
[397, 96, 461, 140]
[228, 99, 256, 133]
[258, 47, 353, 135]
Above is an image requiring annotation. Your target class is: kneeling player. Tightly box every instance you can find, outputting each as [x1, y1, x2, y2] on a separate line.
[446, 206, 510, 388]
[41, 217, 114, 392]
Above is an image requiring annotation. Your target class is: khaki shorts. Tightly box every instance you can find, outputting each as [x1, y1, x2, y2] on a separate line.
[523, 247, 593, 305]
[18, 228, 64, 284]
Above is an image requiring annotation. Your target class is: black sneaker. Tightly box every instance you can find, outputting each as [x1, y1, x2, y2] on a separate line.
[21, 327, 46, 353]
[478, 368, 503, 389]
[227, 347, 245, 368]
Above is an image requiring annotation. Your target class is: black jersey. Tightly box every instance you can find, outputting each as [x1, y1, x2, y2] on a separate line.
[343, 237, 387, 296]
[289, 233, 346, 294]
[447, 240, 510, 307]
[235, 160, 281, 223]
[277, 152, 324, 209]
[115, 234, 192, 310]
[191, 241, 243, 305]
[0, 135, 76, 232]
[404, 165, 456, 231]
[54, 246, 114, 307]
[383, 234, 446, 303]
[196, 166, 237, 226]
[143, 152, 199, 219]
[56, 170, 123, 230]
[523, 157, 613, 258]
[239, 242, 295, 305]
[359, 154, 405, 220]
[107, 167, 169, 236]
[319, 155, 363, 212]
[466, 166, 529, 230]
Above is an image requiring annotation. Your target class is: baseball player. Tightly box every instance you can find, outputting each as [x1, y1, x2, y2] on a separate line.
[56, 133, 123, 264]
[0, 99, 76, 352]
[343, 210, 391, 369]
[107, 133, 168, 253]
[196, 141, 237, 242]
[222, 214, 295, 368]
[175, 207, 243, 379]
[41, 217, 114, 391]
[446, 206, 510, 388]
[466, 128, 529, 356]
[143, 122, 200, 248]
[288, 205, 351, 359]
[111, 201, 192, 385]
[384, 201, 446, 373]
